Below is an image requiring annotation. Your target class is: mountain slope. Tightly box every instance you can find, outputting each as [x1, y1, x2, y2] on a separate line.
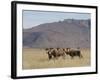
[23, 19, 90, 48]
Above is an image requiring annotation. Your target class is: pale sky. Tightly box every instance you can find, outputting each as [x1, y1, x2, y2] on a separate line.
[23, 10, 90, 29]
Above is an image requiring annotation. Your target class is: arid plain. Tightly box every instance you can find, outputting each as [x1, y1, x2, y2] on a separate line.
[22, 48, 91, 69]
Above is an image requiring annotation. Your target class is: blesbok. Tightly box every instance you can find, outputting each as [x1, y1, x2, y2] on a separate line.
[65, 48, 83, 59]
[45, 48, 66, 60]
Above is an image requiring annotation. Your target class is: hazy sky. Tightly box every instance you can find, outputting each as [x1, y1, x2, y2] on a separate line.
[23, 10, 90, 29]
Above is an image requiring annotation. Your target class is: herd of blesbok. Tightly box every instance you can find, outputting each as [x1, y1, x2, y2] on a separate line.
[45, 48, 83, 60]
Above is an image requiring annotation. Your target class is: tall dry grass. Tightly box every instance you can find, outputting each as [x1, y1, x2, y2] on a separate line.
[22, 48, 90, 69]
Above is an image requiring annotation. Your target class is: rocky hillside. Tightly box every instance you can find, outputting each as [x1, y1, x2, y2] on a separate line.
[23, 19, 90, 48]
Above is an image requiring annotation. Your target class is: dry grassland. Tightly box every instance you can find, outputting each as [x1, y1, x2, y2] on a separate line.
[22, 48, 91, 69]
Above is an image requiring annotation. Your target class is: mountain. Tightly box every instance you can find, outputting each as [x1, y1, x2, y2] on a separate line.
[23, 19, 90, 48]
